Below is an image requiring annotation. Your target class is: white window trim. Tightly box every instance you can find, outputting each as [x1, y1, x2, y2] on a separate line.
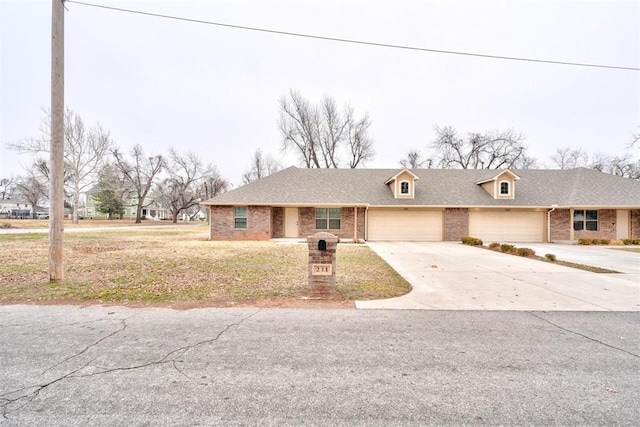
[498, 180, 511, 196]
[234, 206, 248, 229]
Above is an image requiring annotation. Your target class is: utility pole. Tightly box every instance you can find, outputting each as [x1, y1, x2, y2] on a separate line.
[50, 0, 64, 282]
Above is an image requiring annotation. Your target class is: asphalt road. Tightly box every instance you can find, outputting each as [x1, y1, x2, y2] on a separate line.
[1, 305, 639, 426]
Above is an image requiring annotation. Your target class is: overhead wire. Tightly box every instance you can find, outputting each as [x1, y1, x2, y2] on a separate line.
[66, 0, 639, 72]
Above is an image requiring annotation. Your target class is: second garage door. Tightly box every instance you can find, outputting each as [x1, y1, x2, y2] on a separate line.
[469, 210, 544, 242]
[367, 209, 443, 241]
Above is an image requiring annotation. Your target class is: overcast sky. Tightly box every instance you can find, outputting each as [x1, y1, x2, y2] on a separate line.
[1, 0, 638, 186]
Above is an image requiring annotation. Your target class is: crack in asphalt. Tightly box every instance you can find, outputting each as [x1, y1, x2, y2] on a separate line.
[527, 311, 640, 359]
[1, 358, 95, 419]
[41, 318, 129, 376]
[74, 308, 263, 379]
[0, 308, 261, 419]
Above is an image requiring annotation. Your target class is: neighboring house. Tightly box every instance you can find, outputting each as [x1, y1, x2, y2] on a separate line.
[201, 167, 640, 243]
[84, 187, 167, 220]
[0, 198, 33, 219]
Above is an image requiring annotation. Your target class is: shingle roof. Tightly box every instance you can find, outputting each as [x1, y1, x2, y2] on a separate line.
[202, 167, 640, 208]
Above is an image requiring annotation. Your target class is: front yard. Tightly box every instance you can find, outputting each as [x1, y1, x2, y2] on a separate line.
[0, 227, 410, 308]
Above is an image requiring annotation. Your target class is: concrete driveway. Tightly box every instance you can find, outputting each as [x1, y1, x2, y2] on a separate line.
[356, 242, 640, 311]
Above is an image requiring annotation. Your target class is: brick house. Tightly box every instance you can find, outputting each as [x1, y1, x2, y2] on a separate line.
[202, 167, 640, 242]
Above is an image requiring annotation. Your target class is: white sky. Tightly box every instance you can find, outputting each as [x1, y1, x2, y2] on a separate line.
[1, 0, 639, 187]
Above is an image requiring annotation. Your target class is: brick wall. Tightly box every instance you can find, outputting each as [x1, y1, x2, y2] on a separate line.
[550, 209, 571, 241]
[209, 205, 271, 241]
[632, 209, 640, 239]
[444, 208, 469, 241]
[299, 207, 365, 240]
[271, 207, 284, 238]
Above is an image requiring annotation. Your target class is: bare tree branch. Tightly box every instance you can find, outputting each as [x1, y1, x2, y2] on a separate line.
[278, 89, 375, 168]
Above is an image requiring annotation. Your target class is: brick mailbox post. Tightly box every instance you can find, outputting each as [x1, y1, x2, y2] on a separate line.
[307, 232, 339, 298]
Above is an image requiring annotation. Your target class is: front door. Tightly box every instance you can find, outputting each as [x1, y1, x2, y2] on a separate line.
[285, 208, 299, 238]
[617, 210, 630, 240]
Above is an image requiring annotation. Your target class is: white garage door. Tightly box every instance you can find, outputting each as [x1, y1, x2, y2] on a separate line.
[368, 209, 443, 241]
[469, 211, 544, 242]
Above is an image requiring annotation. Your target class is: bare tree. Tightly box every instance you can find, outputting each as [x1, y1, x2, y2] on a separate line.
[399, 149, 432, 169]
[112, 145, 164, 223]
[14, 169, 48, 218]
[7, 108, 113, 223]
[198, 168, 230, 223]
[346, 111, 375, 168]
[278, 89, 375, 168]
[0, 177, 15, 200]
[157, 149, 209, 223]
[242, 149, 282, 184]
[549, 147, 590, 169]
[428, 126, 530, 169]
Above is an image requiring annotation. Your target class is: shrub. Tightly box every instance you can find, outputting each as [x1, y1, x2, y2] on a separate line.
[0, 222, 11, 229]
[516, 247, 535, 257]
[500, 243, 515, 253]
[544, 253, 557, 262]
[622, 239, 633, 245]
[488, 242, 500, 250]
[597, 238, 610, 245]
[578, 238, 592, 245]
[609, 239, 624, 246]
[633, 239, 640, 245]
[461, 236, 483, 246]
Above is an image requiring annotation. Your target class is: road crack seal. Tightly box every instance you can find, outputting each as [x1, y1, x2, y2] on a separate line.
[527, 312, 640, 359]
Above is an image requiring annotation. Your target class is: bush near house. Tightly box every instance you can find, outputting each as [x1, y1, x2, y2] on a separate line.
[461, 236, 483, 246]
[545, 253, 557, 261]
[516, 247, 536, 257]
[500, 243, 516, 254]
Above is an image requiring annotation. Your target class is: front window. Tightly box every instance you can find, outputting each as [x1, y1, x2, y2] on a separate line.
[500, 181, 510, 195]
[400, 181, 410, 195]
[234, 206, 247, 229]
[316, 208, 341, 230]
[573, 209, 598, 231]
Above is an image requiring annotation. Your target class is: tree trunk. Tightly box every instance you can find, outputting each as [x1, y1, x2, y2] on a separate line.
[135, 202, 143, 224]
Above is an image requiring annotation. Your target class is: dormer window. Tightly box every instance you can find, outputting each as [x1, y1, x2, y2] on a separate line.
[499, 181, 510, 196]
[400, 181, 410, 195]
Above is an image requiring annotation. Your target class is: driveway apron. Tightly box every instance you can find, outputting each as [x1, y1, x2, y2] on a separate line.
[356, 242, 640, 311]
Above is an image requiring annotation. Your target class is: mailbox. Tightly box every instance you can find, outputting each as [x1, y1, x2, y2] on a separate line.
[307, 232, 339, 298]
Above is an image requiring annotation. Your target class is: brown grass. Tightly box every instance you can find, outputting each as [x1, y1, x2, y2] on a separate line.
[0, 227, 410, 308]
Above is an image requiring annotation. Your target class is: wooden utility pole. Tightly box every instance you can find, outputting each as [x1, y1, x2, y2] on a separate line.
[50, 0, 64, 282]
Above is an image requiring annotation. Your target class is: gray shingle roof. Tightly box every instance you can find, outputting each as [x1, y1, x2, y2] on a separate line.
[202, 167, 640, 208]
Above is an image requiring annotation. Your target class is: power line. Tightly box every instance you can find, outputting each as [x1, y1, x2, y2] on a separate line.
[67, 0, 639, 72]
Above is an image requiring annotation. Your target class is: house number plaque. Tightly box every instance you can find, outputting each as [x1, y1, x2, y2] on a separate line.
[312, 264, 332, 276]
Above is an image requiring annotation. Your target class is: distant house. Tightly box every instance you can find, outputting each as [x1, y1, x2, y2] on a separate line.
[202, 167, 640, 242]
[0, 198, 33, 219]
[83, 187, 167, 220]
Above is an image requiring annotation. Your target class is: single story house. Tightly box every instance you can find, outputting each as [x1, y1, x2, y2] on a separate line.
[202, 167, 640, 243]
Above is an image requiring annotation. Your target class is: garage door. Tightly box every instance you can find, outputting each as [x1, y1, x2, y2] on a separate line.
[469, 211, 544, 242]
[368, 209, 443, 241]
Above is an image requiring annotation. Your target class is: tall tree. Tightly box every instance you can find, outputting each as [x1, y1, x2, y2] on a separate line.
[92, 163, 128, 219]
[7, 108, 113, 223]
[157, 149, 209, 223]
[242, 149, 282, 184]
[112, 145, 164, 223]
[428, 126, 533, 169]
[278, 89, 375, 168]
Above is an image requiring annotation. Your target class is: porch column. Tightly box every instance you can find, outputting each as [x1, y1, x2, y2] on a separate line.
[353, 207, 358, 242]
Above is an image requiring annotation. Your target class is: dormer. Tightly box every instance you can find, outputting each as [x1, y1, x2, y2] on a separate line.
[385, 169, 419, 199]
[475, 170, 520, 200]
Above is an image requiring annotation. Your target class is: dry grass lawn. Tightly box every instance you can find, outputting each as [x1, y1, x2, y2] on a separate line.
[0, 226, 410, 308]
